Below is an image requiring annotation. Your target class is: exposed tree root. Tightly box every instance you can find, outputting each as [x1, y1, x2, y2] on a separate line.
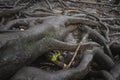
[0, 15, 104, 80]
[0, 1, 120, 79]
[110, 63, 120, 79]
[87, 70, 116, 80]
[10, 48, 94, 80]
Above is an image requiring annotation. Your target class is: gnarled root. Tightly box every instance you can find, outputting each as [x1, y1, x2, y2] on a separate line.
[87, 70, 116, 80]
[93, 47, 115, 70]
[10, 49, 94, 80]
[10, 46, 115, 80]
[0, 15, 117, 80]
[0, 36, 99, 80]
[110, 63, 120, 79]
[79, 26, 113, 58]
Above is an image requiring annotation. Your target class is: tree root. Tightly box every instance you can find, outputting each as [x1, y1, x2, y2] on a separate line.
[0, 15, 118, 80]
[0, 36, 99, 80]
[110, 63, 120, 79]
[0, 2, 31, 17]
[88, 70, 116, 80]
[78, 26, 113, 58]
[93, 47, 115, 70]
[10, 46, 116, 80]
[10, 49, 94, 80]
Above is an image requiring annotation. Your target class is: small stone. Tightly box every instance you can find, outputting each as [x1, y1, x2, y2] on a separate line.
[20, 28, 25, 31]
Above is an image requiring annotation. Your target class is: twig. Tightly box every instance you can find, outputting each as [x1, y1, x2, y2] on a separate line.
[65, 34, 88, 69]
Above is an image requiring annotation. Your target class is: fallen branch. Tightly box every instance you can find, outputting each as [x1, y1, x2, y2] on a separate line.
[65, 34, 88, 69]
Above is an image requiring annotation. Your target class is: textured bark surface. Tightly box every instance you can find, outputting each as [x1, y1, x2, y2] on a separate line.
[0, 0, 120, 80]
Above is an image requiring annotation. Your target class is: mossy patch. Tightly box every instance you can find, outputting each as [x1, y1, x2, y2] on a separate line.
[46, 31, 58, 38]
